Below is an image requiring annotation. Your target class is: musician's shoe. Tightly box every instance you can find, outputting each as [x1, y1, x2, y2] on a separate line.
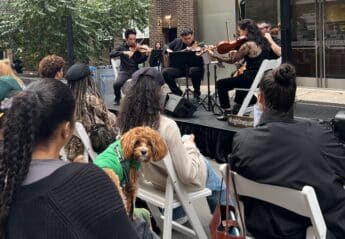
[232, 103, 241, 115]
[216, 109, 232, 121]
[114, 97, 121, 105]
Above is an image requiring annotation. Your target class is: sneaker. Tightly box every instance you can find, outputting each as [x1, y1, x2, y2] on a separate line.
[232, 104, 241, 115]
[216, 110, 233, 121]
[175, 215, 188, 225]
[114, 97, 121, 105]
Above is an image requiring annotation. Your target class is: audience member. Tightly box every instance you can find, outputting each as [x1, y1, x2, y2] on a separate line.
[0, 59, 24, 101]
[38, 54, 65, 80]
[0, 79, 139, 238]
[118, 67, 233, 222]
[64, 63, 117, 161]
[229, 64, 345, 239]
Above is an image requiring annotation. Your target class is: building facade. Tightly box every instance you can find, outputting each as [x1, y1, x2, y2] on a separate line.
[149, 0, 345, 89]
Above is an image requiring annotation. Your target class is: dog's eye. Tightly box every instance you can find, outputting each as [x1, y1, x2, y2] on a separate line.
[134, 140, 140, 147]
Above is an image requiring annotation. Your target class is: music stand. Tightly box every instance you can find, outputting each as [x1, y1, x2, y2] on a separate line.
[169, 51, 203, 101]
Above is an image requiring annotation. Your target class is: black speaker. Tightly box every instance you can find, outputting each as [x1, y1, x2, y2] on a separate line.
[164, 94, 197, 118]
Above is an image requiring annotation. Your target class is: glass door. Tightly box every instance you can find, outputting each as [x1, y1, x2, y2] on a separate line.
[324, 1, 345, 81]
[291, 0, 345, 87]
[291, 0, 320, 86]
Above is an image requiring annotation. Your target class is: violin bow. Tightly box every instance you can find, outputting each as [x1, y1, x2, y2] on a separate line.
[226, 21, 230, 42]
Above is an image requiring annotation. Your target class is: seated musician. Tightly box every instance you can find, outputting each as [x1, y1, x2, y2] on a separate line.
[110, 29, 150, 105]
[209, 19, 279, 121]
[163, 28, 204, 100]
[257, 21, 282, 57]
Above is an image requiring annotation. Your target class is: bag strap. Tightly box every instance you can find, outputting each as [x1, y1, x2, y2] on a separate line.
[229, 165, 247, 236]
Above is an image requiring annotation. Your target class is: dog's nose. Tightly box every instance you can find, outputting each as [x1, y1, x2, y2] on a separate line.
[141, 150, 147, 155]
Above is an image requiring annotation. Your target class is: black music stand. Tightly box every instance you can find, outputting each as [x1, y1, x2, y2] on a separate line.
[169, 51, 203, 101]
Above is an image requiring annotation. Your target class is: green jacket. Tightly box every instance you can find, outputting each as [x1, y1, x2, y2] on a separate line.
[0, 76, 22, 101]
[94, 140, 140, 184]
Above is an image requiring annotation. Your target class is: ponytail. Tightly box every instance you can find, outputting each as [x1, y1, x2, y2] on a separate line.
[0, 79, 75, 238]
[0, 91, 39, 238]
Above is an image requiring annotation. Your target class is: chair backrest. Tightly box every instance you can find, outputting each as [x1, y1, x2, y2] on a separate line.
[219, 164, 327, 239]
[74, 122, 98, 162]
[111, 58, 120, 80]
[237, 57, 282, 116]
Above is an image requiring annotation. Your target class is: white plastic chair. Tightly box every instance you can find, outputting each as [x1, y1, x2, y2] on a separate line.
[111, 58, 120, 81]
[219, 164, 327, 239]
[236, 57, 282, 116]
[137, 153, 212, 239]
[73, 122, 98, 162]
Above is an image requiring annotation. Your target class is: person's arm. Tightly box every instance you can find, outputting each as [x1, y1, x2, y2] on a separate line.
[164, 120, 204, 187]
[110, 45, 134, 59]
[56, 164, 140, 239]
[228, 132, 249, 174]
[265, 33, 281, 57]
[320, 124, 345, 182]
[209, 42, 250, 64]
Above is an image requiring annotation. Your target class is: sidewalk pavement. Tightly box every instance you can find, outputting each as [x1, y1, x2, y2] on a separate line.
[197, 85, 345, 106]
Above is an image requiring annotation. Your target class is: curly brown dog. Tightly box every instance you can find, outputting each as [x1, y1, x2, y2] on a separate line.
[94, 126, 167, 218]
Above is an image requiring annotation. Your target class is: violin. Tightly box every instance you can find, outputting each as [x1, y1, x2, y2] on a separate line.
[216, 36, 247, 54]
[129, 43, 152, 54]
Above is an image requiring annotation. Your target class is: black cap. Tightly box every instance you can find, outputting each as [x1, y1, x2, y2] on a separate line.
[131, 67, 165, 86]
[65, 63, 90, 82]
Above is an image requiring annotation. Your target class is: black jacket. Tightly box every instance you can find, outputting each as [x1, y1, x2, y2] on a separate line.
[110, 43, 148, 73]
[7, 163, 139, 239]
[230, 111, 345, 239]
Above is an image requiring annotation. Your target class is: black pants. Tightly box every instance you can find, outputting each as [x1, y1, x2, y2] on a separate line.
[162, 66, 204, 96]
[216, 73, 257, 109]
[113, 71, 133, 99]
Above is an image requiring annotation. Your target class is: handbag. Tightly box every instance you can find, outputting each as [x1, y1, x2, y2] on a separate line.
[209, 164, 246, 239]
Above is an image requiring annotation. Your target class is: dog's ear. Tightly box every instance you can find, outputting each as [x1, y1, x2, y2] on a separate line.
[148, 129, 168, 161]
[121, 130, 136, 159]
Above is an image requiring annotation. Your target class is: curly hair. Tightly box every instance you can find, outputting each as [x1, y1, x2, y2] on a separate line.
[38, 54, 65, 79]
[239, 19, 270, 51]
[0, 79, 75, 238]
[117, 75, 163, 134]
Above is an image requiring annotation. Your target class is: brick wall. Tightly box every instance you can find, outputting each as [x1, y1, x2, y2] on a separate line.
[149, 0, 197, 47]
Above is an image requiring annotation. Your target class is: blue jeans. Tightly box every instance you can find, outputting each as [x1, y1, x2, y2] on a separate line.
[172, 155, 233, 219]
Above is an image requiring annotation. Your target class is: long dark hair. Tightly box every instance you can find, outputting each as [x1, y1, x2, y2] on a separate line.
[239, 19, 270, 51]
[117, 75, 163, 134]
[0, 79, 75, 237]
[68, 75, 108, 126]
[259, 63, 297, 113]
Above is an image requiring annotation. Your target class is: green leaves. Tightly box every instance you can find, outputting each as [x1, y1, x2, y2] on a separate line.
[0, 0, 150, 68]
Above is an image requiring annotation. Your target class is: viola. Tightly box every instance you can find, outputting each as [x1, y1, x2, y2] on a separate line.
[216, 37, 247, 54]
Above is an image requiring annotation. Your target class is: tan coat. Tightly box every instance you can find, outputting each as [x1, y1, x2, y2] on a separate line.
[140, 115, 207, 192]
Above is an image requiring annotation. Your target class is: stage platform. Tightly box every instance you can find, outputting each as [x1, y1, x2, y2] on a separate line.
[104, 94, 345, 163]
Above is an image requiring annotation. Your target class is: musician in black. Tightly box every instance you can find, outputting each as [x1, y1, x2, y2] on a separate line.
[163, 28, 204, 99]
[110, 29, 148, 105]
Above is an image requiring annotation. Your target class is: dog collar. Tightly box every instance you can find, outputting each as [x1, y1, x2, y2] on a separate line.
[114, 140, 141, 170]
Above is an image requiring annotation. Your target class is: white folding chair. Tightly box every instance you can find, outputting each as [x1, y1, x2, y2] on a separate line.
[236, 57, 282, 116]
[73, 122, 98, 162]
[138, 153, 212, 239]
[111, 58, 120, 81]
[219, 164, 327, 239]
